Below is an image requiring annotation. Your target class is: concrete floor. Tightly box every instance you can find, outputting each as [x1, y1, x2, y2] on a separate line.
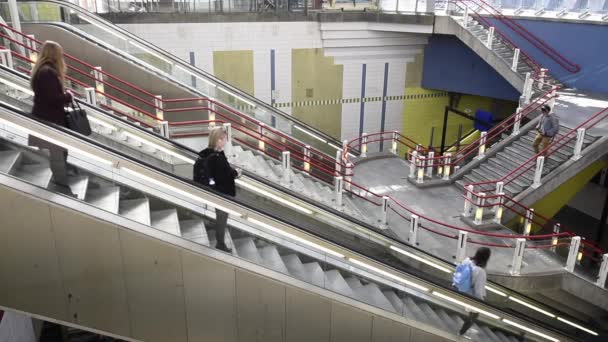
[555, 90, 608, 136]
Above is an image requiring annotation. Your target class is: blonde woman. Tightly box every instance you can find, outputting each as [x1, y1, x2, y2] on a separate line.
[29, 41, 75, 197]
[193, 127, 241, 253]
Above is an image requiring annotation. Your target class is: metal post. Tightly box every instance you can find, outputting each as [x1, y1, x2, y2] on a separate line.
[258, 123, 265, 151]
[440, 107, 449, 155]
[0, 50, 14, 69]
[93, 66, 105, 105]
[494, 181, 504, 213]
[223, 123, 232, 149]
[524, 72, 533, 104]
[532, 156, 545, 188]
[566, 236, 581, 272]
[426, 151, 435, 178]
[511, 238, 526, 275]
[391, 131, 399, 155]
[572, 128, 585, 161]
[511, 48, 520, 72]
[463, 185, 474, 217]
[512, 107, 522, 136]
[361, 132, 368, 158]
[597, 254, 608, 287]
[7, 0, 22, 40]
[539, 68, 547, 85]
[25, 34, 37, 65]
[486, 27, 495, 49]
[416, 154, 425, 183]
[409, 151, 418, 178]
[477, 131, 487, 159]
[524, 208, 534, 236]
[84, 88, 97, 106]
[443, 153, 452, 180]
[456, 231, 468, 263]
[154, 95, 164, 120]
[456, 124, 463, 151]
[474, 192, 486, 225]
[494, 193, 504, 224]
[304, 145, 311, 174]
[335, 150, 343, 176]
[409, 214, 419, 245]
[282, 151, 291, 183]
[344, 162, 353, 192]
[334, 176, 343, 208]
[380, 196, 389, 227]
[551, 223, 560, 252]
[548, 86, 558, 109]
[208, 105, 216, 129]
[159, 121, 170, 138]
[463, 6, 469, 27]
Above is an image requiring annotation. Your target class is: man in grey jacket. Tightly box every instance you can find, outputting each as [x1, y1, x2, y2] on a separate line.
[533, 104, 560, 154]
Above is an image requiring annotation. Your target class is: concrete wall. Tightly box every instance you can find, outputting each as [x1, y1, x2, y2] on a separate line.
[487, 18, 608, 94]
[421, 35, 521, 101]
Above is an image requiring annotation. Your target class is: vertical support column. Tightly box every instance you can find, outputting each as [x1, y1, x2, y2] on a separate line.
[425, 151, 435, 178]
[391, 131, 399, 155]
[223, 122, 232, 155]
[494, 193, 504, 224]
[409, 151, 418, 178]
[486, 27, 495, 49]
[409, 214, 419, 245]
[456, 231, 468, 263]
[282, 151, 291, 184]
[0, 49, 14, 69]
[511, 48, 520, 72]
[361, 133, 368, 157]
[566, 236, 582, 272]
[154, 95, 164, 120]
[443, 153, 452, 180]
[474, 192, 486, 225]
[335, 150, 343, 177]
[572, 128, 586, 161]
[523, 208, 534, 236]
[477, 131, 487, 159]
[511, 238, 526, 276]
[597, 254, 608, 287]
[258, 123, 266, 151]
[380, 196, 389, 227]
[551, 223, 561, 252]
[159, 121, 170, 138]
[208, 99, 216, 129]
[512, 107, 523, 136]
[93, 66, 106, 105]
[463, 6, 469, 27]
[416, 154, 425, 183]
[334, 176, 343, 208]
[84, 88, 97, 106]
[463, 185, 474, 217]
[25, 34, 37, 65]
[532, 156, 545, 188]
[303, 145, 311, 174]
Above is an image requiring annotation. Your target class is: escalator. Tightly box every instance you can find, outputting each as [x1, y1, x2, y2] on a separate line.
[0, 99, 571, 341]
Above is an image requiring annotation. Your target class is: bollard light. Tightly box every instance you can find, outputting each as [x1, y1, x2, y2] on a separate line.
[443, 153, 452, 180]
[208, 112, 216, 129]
[523, 208, 534, 236]
[416, 156, 425, 183]
[409, 151, 418, 179]
[361, 133, 368, 157]
[391, 131, 398, 154]
[258, 123, 266, 151]
[474, 192, 486, 225]
[304, 145, 311, 173]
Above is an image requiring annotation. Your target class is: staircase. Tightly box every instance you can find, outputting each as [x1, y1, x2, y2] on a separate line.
[0, 126, 524, 342]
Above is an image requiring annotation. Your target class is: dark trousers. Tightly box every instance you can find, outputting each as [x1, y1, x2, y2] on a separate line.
[215, 209, 229, 249]
[460, 312, 479, 335]
[29, 136, 72, 195]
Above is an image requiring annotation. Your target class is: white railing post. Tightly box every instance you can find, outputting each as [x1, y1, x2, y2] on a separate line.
[548, 85, 558, 109]
[25, 34, 37, 65]
[334, 176, 343, 208]
[597, 254, 608, 287]
[344, 162, 353, 192]
[443, 153, 452, 180]
[463, 6, 469, 27]
[282, 151, 291, 184]
[154, 95, 164, 120]
[409, 151, 418, 178]
[532, 156, 545, 188]
[93, 66, 106, 105]
[208, 107, 216, 130]
[258, 123, 266, 151]
[494, 193, 504, 224]
[409, 214, 419, 245]
[512, 107, 523, 136]
[456, 231, 468, 263]
[463, 185, 474, 217]
[511, 48, 520, 72]
[416, 154, 425, 183]
[477, 131, 487, 159]
[159, 121, 170, 139]
[474, 192, 486, 225]
[551, 223, 560, 252]
[223, 123, 232, 149]
[524, 72, 533, 104]
[572, 128, 585, 161]
[391, 131, 399, 155]
[523, 208, 534, 236]
[426, 151, 435, 178]
[539, 68, 547, 85]
[511, 238, 526, 276]
[361, 133, 368, 158]
[303, 145, 311, 174]
[486, 27, 495, 49]
[335, 150, 343, 176]
[0, 49, 14, 69]
[84, 87, 97, 106]
[566, 236, 581, 272]
[380, 196, 389, 227]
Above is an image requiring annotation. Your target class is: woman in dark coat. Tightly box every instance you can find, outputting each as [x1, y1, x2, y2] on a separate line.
[29, 41, 75, 197]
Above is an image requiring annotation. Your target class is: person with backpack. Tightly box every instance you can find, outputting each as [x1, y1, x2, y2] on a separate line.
[453, 247, 491, 336]
[193, 127, 241, 253]
[533, 104, 560, 155]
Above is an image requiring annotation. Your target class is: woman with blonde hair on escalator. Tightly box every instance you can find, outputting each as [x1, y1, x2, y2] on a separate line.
[29, 41, 76, 197]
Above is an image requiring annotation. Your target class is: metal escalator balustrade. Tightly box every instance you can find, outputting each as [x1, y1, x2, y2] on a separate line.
[0, 103, 573, 342]
[0, 58, 602, 340]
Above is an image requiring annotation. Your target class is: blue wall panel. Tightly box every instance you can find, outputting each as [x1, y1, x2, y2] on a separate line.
[422, 34, 520, 101]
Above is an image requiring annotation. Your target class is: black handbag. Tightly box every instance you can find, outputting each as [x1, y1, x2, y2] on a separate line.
[66, 100, 92, 136]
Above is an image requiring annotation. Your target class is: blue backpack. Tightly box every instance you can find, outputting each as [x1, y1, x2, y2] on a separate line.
[453, 262, 474, 295]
